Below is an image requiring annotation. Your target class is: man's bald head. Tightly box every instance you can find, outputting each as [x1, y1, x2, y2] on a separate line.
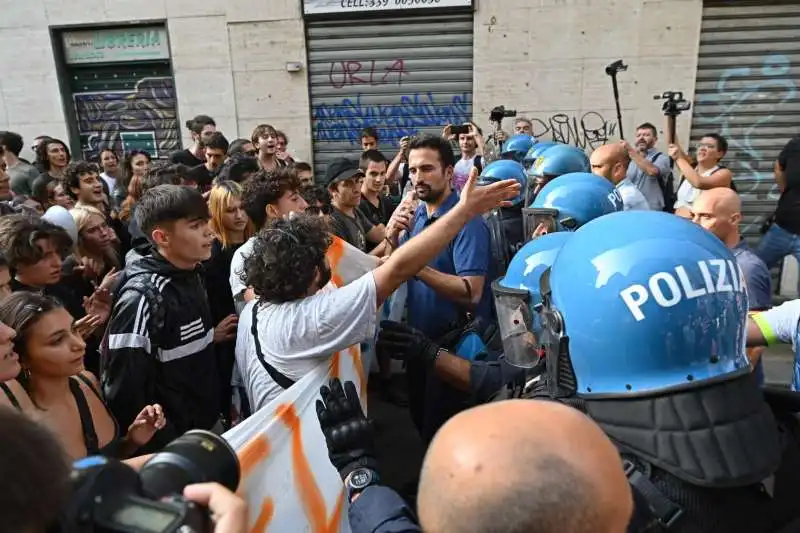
[590, 144, 629, 185]
[691, 187, 742, 246]
[417, 400, 633, 533]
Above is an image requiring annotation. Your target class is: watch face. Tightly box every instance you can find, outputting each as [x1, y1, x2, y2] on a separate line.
[349, 468, 374, 490]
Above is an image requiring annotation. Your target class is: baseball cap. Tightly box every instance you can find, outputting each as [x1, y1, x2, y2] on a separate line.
[325, 158, 364, 187]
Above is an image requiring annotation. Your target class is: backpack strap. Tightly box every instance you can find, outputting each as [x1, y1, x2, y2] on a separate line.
[100, 273, 166, 374]
[474, 155, 483, 174]
[251, 304, 296, 390]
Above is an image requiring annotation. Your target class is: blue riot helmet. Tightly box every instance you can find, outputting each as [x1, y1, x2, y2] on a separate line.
[477, 160, 528, 206]
[526, 144, 590, 204]
[537, 211, 750, 397]
[478, 160, 529, 275]
[492, 232, 572, 368]
[522, 172, 623, 240]
[522, 141, 557, 168]
[500, 134, 536, 163]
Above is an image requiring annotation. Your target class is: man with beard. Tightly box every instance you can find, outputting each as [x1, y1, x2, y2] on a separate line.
[384, 134, 493, 443]
[623, 122, 673, 211]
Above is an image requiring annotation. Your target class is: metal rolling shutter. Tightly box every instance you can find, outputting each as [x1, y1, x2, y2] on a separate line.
[69, 62, 180, 160]
[307, 12, 474, 179]
[690, 1, 800, 245]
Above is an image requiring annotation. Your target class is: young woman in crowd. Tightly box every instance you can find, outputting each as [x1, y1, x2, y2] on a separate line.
[0, 291, 165, 460]
[32, 175, 75, 212]
[98, 148, 121, 197]
[113, 150, 151, 214]
[670, 133, 733, 215]
[0, 253, 33, 412]
[35, 138, 70, 182]
[62, 205, 121, 302]
[205, 180, 253, 425]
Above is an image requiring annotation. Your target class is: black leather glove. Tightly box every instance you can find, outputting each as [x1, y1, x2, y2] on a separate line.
[315, 378, 377, 480]
[376, 320, 441, 368]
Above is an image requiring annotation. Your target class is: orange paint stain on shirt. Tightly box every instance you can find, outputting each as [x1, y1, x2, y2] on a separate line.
[277, 403, 345, 533]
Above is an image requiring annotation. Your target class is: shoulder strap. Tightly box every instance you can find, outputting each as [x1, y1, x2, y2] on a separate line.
[123, 274, 166, 350]
[251, 304, 296, 390]
[0, 382, 21, 411]
[69, 377, 100, 455]
[474, 155, 483, 174]
[622, 458, 701, 532]
[76, 373, 103, 401]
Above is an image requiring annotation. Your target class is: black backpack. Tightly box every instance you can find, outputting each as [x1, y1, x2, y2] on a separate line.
[650, 152, 677, 213]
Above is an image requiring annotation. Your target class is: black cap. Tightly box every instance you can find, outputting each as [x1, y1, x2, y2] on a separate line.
[325, 158, 364, 187]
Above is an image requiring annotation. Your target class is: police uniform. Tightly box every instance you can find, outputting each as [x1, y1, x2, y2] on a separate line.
[499, 211, 800, 533]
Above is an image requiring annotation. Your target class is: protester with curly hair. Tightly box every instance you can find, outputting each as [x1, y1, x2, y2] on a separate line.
[235, 166, 520, 409]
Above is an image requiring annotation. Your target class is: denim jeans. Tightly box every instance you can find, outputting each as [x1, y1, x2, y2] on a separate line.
[756, 223, 800, 295]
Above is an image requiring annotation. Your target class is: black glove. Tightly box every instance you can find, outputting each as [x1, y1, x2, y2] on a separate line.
[315, 378, 377, 480]
[376, 320, 440, 367]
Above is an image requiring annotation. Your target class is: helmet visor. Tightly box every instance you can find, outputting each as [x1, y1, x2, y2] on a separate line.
[492, 280, 541, 368]
[523, 208, 559, 241]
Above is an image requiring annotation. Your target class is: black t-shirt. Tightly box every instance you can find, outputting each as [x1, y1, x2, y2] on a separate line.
[331, 208, 374, 252]
[357, 195, 395, 227]
[169, 148, 204, 168]
[775, 137, 800, 234]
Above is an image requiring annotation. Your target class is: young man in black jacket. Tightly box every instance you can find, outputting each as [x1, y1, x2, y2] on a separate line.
[103, 185, 232, 448]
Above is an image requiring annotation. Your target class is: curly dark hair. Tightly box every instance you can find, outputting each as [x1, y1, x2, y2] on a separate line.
[34, 138, 70, 172]
[63, 161, 101, 200]
[244, 214, 332, 303]
[241, 168, 303, 230]
[0, 215, 72, 268]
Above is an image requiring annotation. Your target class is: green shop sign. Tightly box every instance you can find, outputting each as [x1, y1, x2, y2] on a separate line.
[63, 27, 170, 64]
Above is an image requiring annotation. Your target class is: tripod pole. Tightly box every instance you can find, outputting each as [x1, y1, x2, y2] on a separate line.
[610, 73, 625, 140]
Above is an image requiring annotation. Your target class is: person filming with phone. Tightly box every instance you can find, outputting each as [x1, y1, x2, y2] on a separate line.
[444, 123, 485, 193]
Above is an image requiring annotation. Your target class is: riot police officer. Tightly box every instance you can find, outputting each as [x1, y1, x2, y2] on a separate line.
[523, 171, 623, 240]
[506, 211, 800, 533]
[477, 159, 528, 275]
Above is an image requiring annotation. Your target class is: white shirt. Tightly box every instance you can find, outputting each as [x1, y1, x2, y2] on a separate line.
[617, 178, 650, 211]
[674, 165, 721, 211]
[100, 172, 117, 193]
[235, 272, 378, 411]
[229, 236, 256, 300]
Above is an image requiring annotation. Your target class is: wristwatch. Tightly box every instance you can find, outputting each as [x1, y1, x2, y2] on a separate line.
[345, 467, 380, 502]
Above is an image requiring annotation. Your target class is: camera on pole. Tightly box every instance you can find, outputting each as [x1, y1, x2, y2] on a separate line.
[654, 91, 692, 117]
[605, 60, 628, 140]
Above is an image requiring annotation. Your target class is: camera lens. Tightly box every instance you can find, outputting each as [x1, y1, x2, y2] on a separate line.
[138, 430, 241, 499]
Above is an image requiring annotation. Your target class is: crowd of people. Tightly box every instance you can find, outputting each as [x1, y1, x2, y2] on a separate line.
[1, 107, 800, 533]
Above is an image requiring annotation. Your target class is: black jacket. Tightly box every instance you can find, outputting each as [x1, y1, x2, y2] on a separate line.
[102, 254, 219, 447]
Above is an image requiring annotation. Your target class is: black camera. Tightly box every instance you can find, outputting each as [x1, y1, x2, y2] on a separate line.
[655, 91, 692, 117]
[490, 105, 517, 123]
[64, 430, 241, 533]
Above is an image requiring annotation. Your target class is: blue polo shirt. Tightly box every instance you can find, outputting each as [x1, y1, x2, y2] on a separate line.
[400, 190, 493, 339]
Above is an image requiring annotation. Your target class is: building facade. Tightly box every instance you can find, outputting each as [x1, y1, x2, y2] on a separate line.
[1, 0, 798, 285]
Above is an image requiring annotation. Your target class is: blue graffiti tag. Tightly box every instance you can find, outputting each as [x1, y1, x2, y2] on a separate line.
[313, 92, 471, 147]
[700, 55, 797, 234]
[704, 57, 795, 181]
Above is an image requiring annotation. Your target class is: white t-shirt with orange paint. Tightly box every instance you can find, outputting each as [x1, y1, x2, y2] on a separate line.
[235, 272, 378, 411]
